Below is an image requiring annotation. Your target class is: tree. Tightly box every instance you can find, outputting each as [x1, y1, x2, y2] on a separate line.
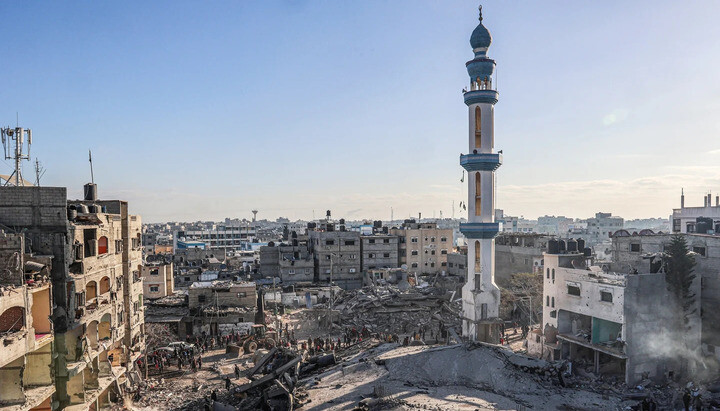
[664, 234, 697, 327]
[664, 234, 698, 376]
[500, 273, 543, 327]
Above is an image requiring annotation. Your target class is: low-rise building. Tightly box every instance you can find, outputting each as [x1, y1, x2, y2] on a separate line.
[142, 262, 174, 300]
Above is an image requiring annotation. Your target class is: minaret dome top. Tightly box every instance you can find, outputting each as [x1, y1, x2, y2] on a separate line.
[470, 6, 492, 54]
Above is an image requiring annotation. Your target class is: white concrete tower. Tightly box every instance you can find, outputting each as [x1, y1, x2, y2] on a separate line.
[460, 6, 502, 343]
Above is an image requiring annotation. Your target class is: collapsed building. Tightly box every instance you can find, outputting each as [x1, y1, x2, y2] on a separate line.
[0, 184, 145, 409]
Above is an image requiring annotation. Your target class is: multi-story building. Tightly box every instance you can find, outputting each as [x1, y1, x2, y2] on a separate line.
[187, 281, 257, 335]
[174, 225, 258, 252]
[142, 262, 174, 300]
[536, 216, 574, 236]
[671, 190, 720, 234]
[583, 212, 624, 246]
[0, 184, 145, 410]
[308, 225, 362, 290]
[0, 230, 54, 410]
[533, 247, 701, 385]
[390, 221, 452, 276]
[360, 234, 399, 271]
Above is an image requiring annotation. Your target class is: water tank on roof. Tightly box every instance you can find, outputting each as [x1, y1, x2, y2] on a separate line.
[696, 217, 713, 234]
[547, 239, 559, 254]
[583, 247, 592, 257]
[374, 220, 382, 228]
[558, 240, 567, 253]
[339, 218, 345, 225]
[268, 241, 275, 247]
[567, 239, 578, 252]
[576, 238, 585, 251]
[67, 207, 77, 221]
[88, 204, 99, 213]
[84, 183, 97, 201]
[77, 204, 89, 214]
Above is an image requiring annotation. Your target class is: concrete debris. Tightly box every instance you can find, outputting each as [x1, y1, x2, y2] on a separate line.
[330, 285, 462, 338]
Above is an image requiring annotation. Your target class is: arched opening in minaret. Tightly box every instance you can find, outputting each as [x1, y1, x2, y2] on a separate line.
[475, 172, 482, 216]
[475, 107, 482, 149]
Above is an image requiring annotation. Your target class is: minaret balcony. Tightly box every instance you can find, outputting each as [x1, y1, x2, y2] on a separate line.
[460, 222, 501, 239]
[464, 89, 498, 105]
[460, 153, 502, 172]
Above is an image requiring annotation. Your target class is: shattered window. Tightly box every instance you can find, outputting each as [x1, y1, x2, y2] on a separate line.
[567, 285, 581, 296]
[600, 291, 612, 302]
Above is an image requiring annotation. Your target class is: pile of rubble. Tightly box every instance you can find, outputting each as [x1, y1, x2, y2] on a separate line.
[331, 285, 462, 336]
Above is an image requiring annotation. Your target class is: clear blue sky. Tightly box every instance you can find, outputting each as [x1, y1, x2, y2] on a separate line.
[2, 2, 719, 222]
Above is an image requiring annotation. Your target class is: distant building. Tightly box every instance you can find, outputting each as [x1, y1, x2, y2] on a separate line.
[583, 212, 624, 246]
[671, 190, 720, 234]
[390, 221, 452, 275]
[174, 225, 258, 252]
[142, 262, 174, 300]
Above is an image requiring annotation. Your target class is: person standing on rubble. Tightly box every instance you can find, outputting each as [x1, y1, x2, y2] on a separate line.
[198, 355, 202, 369]
[191, 358, 197, 372]
[234, 364, 241, 379]
[225, 376, 232, 390]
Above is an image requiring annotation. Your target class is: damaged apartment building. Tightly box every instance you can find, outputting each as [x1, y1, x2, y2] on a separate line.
[187, 281, 257, 336]
[0, 184, 145, 410]
[0, 230, 54, 410]
[529, 238, 701, 385]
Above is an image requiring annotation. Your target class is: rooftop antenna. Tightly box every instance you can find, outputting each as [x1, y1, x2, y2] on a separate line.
[35, 158, 46, 186]
[1, 124, 32, 186]
[88, 150, 94, 184]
